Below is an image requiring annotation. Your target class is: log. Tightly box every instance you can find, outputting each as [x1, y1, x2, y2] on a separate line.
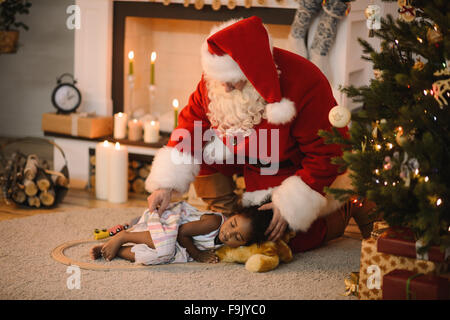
[39, 189, 55, 206]
[130, 160, 142, 169]
[24, 154, 39, 180]
[131, 178, 146, 194]
[27, 196, 41, 208]
[12, 188, 26, 204]
[36, 169, 51, 191]
[128, 168, 136, 181]
[23, 179, 38, 196]
[138, 167, 150, 179]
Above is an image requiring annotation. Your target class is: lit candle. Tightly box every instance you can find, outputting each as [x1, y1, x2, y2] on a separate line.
[114, 112, 128, 139]
[144, 120, 160, 143]
[108, 142, 128, 204]
[150, 51, 156, 85]
[95, 140, 112, 200]
[173, 99, 179, 129]
[128, 118, 143, 141]
[128, 51, 134, 75]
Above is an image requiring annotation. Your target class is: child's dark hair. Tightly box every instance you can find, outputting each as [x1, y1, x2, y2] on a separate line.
[237, 205, 273, 246]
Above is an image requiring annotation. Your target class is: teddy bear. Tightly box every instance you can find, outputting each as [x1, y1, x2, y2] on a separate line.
[215, 231, 296, 272]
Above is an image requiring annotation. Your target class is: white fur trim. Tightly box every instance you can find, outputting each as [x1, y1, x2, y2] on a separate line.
[201, 41, 246, 83]
[145, 146, 200, 194]
[272, 175, 327, 232]
[241, 187, 275, 207]
[266, 98, 296, 125]
[201, 18, 274, 84]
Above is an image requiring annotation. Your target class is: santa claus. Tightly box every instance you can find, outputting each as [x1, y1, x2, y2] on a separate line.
[145, 16, 363, 253]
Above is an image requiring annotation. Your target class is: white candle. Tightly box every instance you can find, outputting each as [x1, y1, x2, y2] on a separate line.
[108, 142, 128, 203]
[114, 112, 128, 139]
[95, 140, 112, 200]
[128, 119, 143, 141]
[144, 120, 160, 143]
[150, 51, 156, 85]
[173, 99, 179, 129]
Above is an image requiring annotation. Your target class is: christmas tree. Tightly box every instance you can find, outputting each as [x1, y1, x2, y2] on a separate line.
[320, 0, 449, 251]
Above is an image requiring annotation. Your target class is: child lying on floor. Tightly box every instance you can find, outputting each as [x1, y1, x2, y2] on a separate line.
[90, 201, 273, 264]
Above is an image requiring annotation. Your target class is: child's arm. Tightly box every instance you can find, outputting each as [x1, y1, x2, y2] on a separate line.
[177, 214, 222, 263]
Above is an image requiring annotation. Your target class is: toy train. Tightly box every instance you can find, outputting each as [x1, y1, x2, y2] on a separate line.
[94, 223, 130, 240]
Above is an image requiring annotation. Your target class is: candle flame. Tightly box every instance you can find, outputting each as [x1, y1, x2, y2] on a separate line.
[151, 120, 156, 125]
[115, 142, 121, 150]
[173, 99, 179, 109]
[151, 51, 157, 63]
[103, 140, 109, 146]
[118, 112, 124, 117]
[128, 51, 134, 60]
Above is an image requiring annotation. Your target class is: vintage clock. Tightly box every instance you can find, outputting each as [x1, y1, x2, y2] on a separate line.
[51, 73, 82, 114]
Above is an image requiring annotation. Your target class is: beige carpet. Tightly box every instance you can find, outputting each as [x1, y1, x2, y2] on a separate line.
[0, 206, 361, 300]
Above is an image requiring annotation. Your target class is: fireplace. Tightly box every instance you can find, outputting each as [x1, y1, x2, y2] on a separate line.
[112, 1, 296, 124]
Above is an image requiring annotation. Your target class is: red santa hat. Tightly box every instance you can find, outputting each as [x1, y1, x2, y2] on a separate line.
[201, 16, 296, 125]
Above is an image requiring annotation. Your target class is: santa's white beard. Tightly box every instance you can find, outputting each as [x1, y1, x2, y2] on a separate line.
[206, 78, 267, 137]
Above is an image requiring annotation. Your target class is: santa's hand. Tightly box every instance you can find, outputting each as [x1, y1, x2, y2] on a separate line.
[259, 202, 288, 242]
[147, 188, 172, 216]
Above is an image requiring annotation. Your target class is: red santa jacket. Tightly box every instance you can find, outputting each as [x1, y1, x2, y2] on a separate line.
[146, 47, 348, 234]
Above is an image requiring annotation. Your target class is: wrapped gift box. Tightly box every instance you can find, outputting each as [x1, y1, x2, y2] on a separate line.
[358, 236, 448, 300]
[42, 112, 113, 139]
[378, 227, 449, 263]
[383, 269, 449, 300]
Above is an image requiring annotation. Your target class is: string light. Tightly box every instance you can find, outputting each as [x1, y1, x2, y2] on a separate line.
[384, 181, 388, 186]
[375, 144, 382, 151]
[423, 90, 428, 96]
[375, 169, 380, 175]
[436, 198, 442, 206]
[417, 37, 423, 43]
[425, 176, 429, 182]
[387, 143, 394, 150]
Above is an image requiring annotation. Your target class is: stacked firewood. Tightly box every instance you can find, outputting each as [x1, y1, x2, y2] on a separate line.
[128, 160, 151, 194]
[0, 152, 69, 208]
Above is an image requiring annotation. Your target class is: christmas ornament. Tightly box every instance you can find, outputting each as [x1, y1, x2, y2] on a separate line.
[373, 69, 383, 80]
[244, 0, 252, 8]
[194, 0, 204, 10]
[365, 3, 381, 37]
[395, 126, 408, 146]
[227, 0, 236, 10]
[397, 0, 416, 23]
[396, 152, 419, 187]
[212, 0, 221, 10]
[427, 26, 443, 45]
[432, 67, 450, 108]
[383, 156, 393, 170]
[413, 58, 425, 71]
[372, 120, 382, 139]
[184, 0, 190, 7]
[328, 105, 351, 128]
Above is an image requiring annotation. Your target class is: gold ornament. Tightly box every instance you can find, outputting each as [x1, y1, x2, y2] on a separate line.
[427, 26, 443, 45]
[413, 58, 425, 71]
[184, 0, 190, 7]
[244, 0, 252, 8]
[343, 272, 359, 297]
[397, 0, 415, 22]
[432, 67, 450, 108]
[194, 0, 204, 10]
[227, 0, 236, 10]
[373, 69, 383, 80]
[212, 0, 221, 10]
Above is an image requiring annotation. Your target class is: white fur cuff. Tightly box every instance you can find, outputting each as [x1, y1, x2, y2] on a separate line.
[241, 188, 275, 207]
[272, 175, 327, 232]
[266, 98, 296, 125]
[145, 146, 200, 194]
